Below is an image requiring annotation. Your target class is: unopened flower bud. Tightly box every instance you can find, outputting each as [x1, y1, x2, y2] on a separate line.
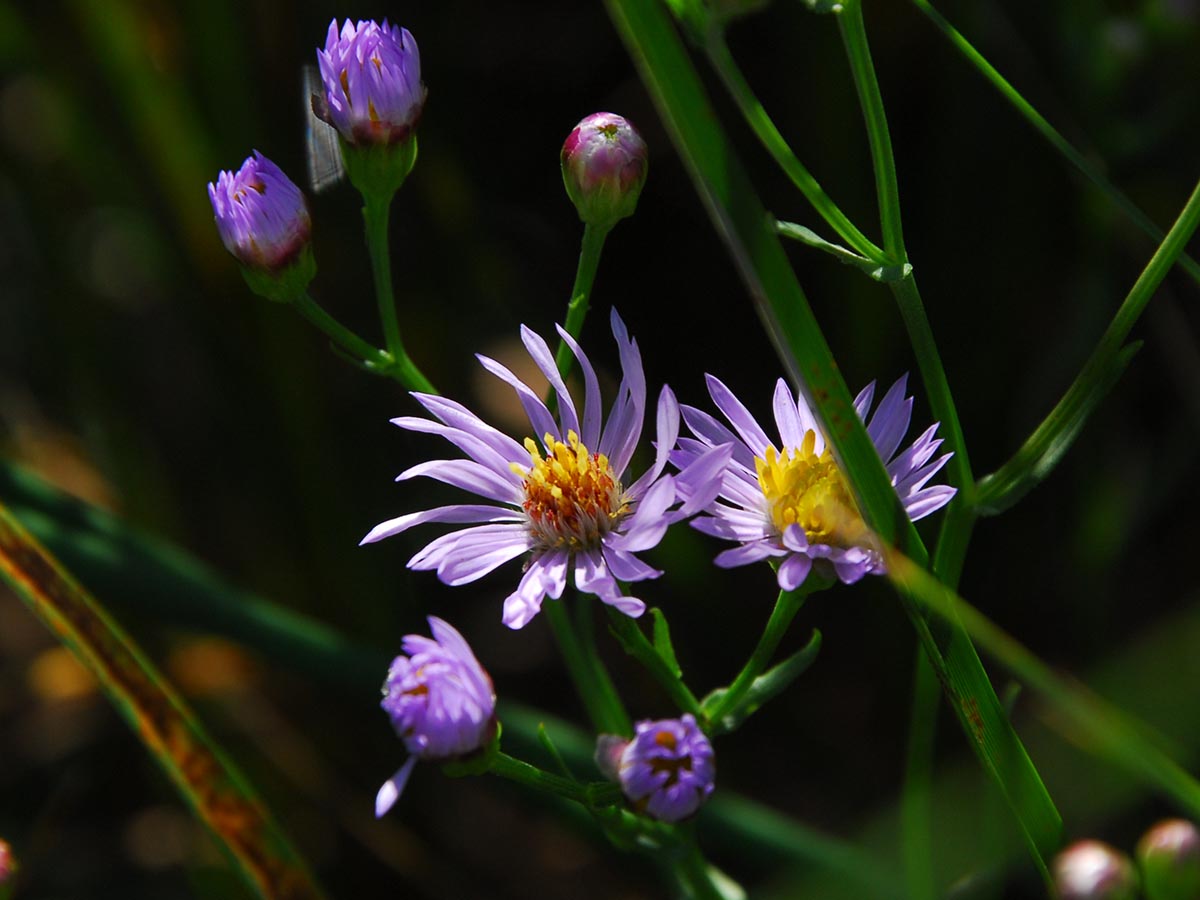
[561, 112, 648, 229]
[616, 714, 715, 823]
[316, 19, 424, 198]
[376, 617, 497, 818]
[1138, 819, 1200, 900]
[207, 151, 314, 301]
[1054, 841, 1139, 900]
[0, 839, 15, 886]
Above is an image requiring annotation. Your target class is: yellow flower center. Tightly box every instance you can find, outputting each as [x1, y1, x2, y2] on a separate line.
[512, 430, 628, 550]
[755, 430, 868, 548]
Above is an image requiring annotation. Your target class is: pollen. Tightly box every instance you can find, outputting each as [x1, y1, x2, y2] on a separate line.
[755, 430, 868, 548]
[512, 430, 627, 551]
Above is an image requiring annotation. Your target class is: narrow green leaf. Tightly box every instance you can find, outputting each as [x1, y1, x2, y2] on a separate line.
[886, 549, 1200, 819]
[650, 607, 683, 678]
[604, 0, 1061, 867]
[910, 0, 1200, 287]
[775, 220, 912, 281]
[711, 630, 822, 735]
[0, 500, 324, 899]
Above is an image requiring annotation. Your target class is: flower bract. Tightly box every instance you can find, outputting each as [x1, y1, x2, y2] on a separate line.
[673, 374, 955, 589]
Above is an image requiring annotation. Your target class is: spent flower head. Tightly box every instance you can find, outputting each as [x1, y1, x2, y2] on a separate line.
[362, 310, 723, 629]
[0, 839, 13, 885]
[561, 113, 648, 228]
[672, 374, 955, 590]
[1055, 841, 1139, 900]
[207, 151, 314, 298]
[376, 616, 496, 817]
[1138, 819, 1200, 900]
[605, 714, 716, 823]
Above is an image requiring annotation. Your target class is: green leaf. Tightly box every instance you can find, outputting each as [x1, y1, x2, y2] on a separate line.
[0, 500, 325, 899]
[650, 607, 683, 678]
[708, 630, 822, 736]
[604, 0, 1061, 869]
[775, 219, 912, 281]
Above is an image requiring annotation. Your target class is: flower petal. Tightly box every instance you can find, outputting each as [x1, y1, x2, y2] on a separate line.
[410, 393, 528, 460]
[601, 543, 662, 582]
[520, 324, 580, 439]
[502, 562, 553, 629]
[389, 417, 521, 483]
[608, 475, 675, 553]
[626, 386, 681, 500]
[397, 459, 523, 505]
[555, 324, 603, 448]
[674, 442, 735, 516]
[376, 756, 418, 818]
[776, 553, 813, 591]
[360, 504, 523, 545]
[475, 354, 559, 444]
[866, 374, 913, 462]
[713, 540, 786, 569]
[772, 378, 808, 449]
[705, 374, 773, 457]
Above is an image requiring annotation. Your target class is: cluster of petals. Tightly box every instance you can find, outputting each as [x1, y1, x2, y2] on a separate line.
[671, 374, 956, 590]
[317, 19, 425, 145]
[362, 310, 727, 630]
[376, 616, 496, 818]
[207, 151, 310, 271]
[597, 715, 716, 823]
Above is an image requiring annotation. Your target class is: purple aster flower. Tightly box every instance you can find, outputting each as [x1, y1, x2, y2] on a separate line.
[207, 151, 311, 272]
[376, 616, 496, 818]
[361, 309, 725, 629]
[672, 374, 956, 589]
[317, 19, 425, 146]
[604, 714, 715, 823]
[561, 112, 648, 227]
[1054, 841, 1138, 900]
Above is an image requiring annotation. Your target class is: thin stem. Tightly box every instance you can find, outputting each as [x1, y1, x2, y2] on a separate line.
[606, 606, 704, 718]
[292, 292, 389, 367]
[838, 0, 905, 261]
[910, 0, 1200, 287]
[706, 588, 805, 726]
[362, 195, 437, 394]
[670, 841, 729, 900]
[489, 751, 621, 806]
[703, 30, 885, 262]
[544, 595, 631, 735]
[901, 649, 939, 900]
[553, 223, 611, 381]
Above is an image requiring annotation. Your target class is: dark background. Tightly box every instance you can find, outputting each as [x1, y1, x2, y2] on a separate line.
[1, 0, 1198, 897]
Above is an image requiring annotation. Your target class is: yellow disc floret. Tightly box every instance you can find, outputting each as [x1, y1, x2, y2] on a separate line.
[755, 430, 869, 547]
[512, 430, 628, 550]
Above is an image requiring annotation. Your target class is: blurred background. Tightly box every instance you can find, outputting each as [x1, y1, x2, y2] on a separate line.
[0, 0, 1198, 897]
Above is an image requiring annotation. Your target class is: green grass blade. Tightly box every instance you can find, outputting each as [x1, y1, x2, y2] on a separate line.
[886, 549, 1200, 819]
[979, 170, 1200, 514]
[910, 0, 1200, 287]
[0, 500, 325, 899]
[603, 0, 1061, 869]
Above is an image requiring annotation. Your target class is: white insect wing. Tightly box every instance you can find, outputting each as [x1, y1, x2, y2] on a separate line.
[303, 64, 345, 193]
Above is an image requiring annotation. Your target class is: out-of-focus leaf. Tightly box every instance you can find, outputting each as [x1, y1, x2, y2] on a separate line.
[0, 499, 325, 900]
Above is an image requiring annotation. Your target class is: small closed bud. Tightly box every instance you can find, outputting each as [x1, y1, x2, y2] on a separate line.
[207, 151, 314, 301]
[0, 839, 15, 886]
[1138, 819, 1200, 900]
[561, 112, 648, 229]
[376, 617, 497, 818]
[316, 19, 424, 198]
[1054, 840, 1139, 900]
[616, 714, 715, 823]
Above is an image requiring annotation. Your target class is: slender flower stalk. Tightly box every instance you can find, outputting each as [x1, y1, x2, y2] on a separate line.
[673, 374, 955, 590]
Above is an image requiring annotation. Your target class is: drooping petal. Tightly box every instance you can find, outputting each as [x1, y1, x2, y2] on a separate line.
[375, 756, 418, 818]
[713, 540, 786, 568]
[776, 553, 813, 591]
[601, 543, 663, 582]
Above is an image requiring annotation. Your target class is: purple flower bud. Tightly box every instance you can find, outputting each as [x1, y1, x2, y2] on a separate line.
[0, 839, 15, 885]
[561, 112, 648, 228]
[1054, 841, 1139, 900]
[616, 714, 715, 823]
[207, 151, 313, 294]
[1138, 819, 1200, 900]
[317, 19, 425, 147]
[376, 617, 496, 818]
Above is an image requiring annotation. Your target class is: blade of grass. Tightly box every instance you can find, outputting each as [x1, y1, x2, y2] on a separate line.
[910, 0, 1200, 287]
[603, 0, 1061, 867]
[0, 500, 325, 899]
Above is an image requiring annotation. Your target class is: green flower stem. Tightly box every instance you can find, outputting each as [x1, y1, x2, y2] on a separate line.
[362, 195, 437, 394]
[489, 751, 621, 806]
[910, 0, 1200, 287]
[703, 30, 884, 263]
[706, 587, 806, 727]
[670, 840, 730, 900]
[292, 292, 389, 369]
[553, 222, 612, 382]
[544, 595, 631, 736]
[837, 0, 905, 262]
[977, 173, 1200, 513]
[605, 605, 704, 718]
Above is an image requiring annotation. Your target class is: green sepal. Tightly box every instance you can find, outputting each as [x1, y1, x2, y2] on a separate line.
[703, 630, 822, 735]
[441, 722, 502, 779]
[650, 608, 683, 679]
[340, 134, 418, 204]
[238, 244, 316, 303]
